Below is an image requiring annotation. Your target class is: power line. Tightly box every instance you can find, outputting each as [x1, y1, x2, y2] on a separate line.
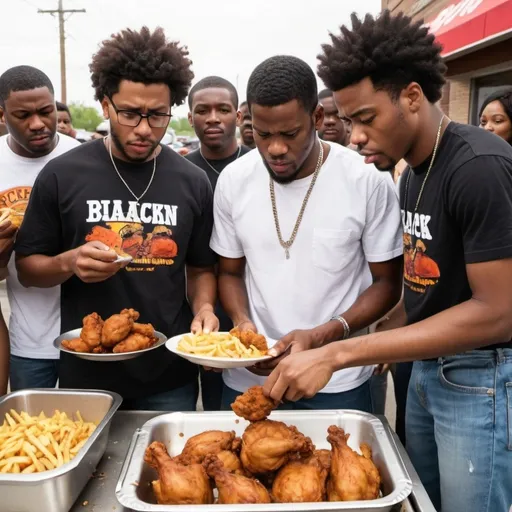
[38, 0, 85, 104]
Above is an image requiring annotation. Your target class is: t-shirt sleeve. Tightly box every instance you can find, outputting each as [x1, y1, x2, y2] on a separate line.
[447, 155, 512, 264]
[362, 174, 404, 262]
[209, 171, 244, 258]
[15, 168, 63, 256]
[185, 176, 218, 267]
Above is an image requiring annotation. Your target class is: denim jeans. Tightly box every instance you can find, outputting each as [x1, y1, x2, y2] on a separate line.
[393, 362, 413, 446]
[9, 355, 59, 391]
[221, 379, 373, 412]
[199, 367, 224, 411]
[121, 380, 199, 411]
[406, 349, 512, 512]
[369, 371, 388, 415]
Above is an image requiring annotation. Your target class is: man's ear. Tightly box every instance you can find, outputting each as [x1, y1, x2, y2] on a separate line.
[188, 112, 194, 128]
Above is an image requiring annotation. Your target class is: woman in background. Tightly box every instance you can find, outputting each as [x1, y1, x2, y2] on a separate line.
[479, 88, 512, 145]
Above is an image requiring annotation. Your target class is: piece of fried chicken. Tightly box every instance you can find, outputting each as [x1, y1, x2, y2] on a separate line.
[231, 386, 279, 422]
[144, 441, 213, 505]
[203, 454, 271, 504]
[272, 451, 330, 503]
[177, 430, 240, 465]
[230, 327, 268, 353]
[112, 332, 155, 353]
[326, 425, 381, 501]
[101, 309, 140, 348]
[240, 420, 314, 474]
[80, 312, 103, 349]
[131, 322, 155, 337]
[62, 338, 91, 353]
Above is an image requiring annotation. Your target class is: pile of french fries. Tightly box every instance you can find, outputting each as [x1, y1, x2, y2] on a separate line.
[177, 332, 266, 358]
[0, 409, 97, 474]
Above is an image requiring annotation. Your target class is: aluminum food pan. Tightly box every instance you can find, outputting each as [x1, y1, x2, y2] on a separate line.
[0, 388, 122, 512]
[116, 410, 412, 512]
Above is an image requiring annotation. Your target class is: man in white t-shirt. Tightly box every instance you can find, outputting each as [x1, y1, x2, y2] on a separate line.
[210, 56, 403, 410]
[0, 65, 80, 391]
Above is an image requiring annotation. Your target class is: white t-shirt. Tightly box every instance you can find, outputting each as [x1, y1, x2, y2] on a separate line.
[210, 142, 403, 394]
[0, 134, 81, 359]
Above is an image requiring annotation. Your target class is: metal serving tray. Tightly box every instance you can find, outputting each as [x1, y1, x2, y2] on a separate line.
[0, 388, 122, 512]
[116, 410, 412, 512]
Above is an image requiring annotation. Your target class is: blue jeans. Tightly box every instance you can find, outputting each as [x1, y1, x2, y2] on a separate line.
[369, 371, 388, 415]
[221, 379, 373, 412]
[199, 367, 224, 411]
[9, 355, 59, 391]
[121, 380, 199, 411]
[406, 350, 512, 512]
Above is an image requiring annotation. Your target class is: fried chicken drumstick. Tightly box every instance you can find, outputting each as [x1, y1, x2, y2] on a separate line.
[101, 308, 140, 347]
[229, 327, 268, 353]
[231, 386, 279, 422]
[177, 430, 240, 465]
[327, 425, 381, 501]
[144, 441, 213, 505]
[203, 454, 271, 504]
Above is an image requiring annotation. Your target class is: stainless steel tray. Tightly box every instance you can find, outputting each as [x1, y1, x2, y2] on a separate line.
[116, 410, 412, 511]
[54, 329, 167, 362]
[0, 388, 122, 512]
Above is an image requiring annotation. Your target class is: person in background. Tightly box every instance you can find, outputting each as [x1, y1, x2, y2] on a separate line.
[56, 101, 76, 139]
[15, 27, 218, 410]
[211, 55, 403, 412]
[479, 88, 512, 145]
[186, 76, 251, 411]
[264, 11, 512, 512]
[0, 65, 80, 391]
[318, 88, 350, 146]
[238, 101, 255, 149]
[186, 76, 251, 188]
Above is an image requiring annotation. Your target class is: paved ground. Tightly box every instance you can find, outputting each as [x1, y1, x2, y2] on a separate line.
[0, 280, 397, 425]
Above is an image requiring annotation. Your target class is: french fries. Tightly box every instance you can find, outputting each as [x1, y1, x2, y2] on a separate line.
[177, 332, 267, 359]
[0, 409, 97, 474]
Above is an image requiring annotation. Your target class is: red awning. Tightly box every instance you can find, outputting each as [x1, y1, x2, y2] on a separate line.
[426, 0, 512, 56]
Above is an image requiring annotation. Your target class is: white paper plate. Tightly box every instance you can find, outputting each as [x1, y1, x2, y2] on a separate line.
[166, 332, 273, 369]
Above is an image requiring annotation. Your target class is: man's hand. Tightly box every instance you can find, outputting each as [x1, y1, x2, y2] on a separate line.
[71, 241, 126, 283]
[263, 345, 336, 402]
[0, 219, 18, 267]
[249, 329, 319, 377]
[373, 363, 390, 375]
[191, 304, 219, 334]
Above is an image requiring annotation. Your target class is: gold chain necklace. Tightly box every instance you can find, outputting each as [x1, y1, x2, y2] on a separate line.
[403, 115, 447, 224]
[270, 140, 324, 260]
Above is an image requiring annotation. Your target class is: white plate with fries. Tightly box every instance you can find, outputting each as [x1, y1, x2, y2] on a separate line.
[166, 331, 273, 369]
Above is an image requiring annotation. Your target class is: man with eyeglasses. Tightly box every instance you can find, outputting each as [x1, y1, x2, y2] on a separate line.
[14, 27, 218, 411]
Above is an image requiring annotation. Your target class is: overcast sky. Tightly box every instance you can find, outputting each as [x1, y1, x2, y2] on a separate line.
[4, 0, 380, 119]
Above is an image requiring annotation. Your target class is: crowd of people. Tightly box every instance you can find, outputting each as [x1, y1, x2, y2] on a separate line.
[0, 10, 511, 512]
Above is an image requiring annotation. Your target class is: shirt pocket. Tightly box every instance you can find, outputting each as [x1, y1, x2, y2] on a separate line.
[313, 228, 355, 273]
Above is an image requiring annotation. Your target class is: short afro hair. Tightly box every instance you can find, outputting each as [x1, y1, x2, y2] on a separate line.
[90, 26, 193, 106]
[0, 65, 54, 107]
[56, 101, 71, 120]
[317, 10, 446, 103]
[247, 55, 318, 113]
[188, 76, 239, 110]
[318, 88, 333, 101]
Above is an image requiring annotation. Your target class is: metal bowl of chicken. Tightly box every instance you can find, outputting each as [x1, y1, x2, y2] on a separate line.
[54, 329, 168, 362]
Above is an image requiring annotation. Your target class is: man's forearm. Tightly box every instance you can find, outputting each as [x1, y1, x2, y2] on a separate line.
[187, 266, 216, 315]
[313, 278, 402, 345]
[329, 296, 512, 369]
[16, 251, 75, 288]
[218, 272, 251, 325]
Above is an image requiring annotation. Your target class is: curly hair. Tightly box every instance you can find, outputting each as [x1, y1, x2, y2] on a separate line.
[247, 55, 318, 113]
[90, 26, 193, 106]
[317, 10, 446, 103]
[0, 65, 54, 106]
[188, 76, 238, 110]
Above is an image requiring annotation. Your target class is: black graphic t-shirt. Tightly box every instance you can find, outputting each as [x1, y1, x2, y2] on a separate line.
[400, 122, 512, 350]
[185, 145, 252, 189]
[15, 139, 217, 399]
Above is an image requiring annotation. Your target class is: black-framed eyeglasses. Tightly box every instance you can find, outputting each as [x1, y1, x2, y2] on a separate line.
[108, 96, 172, 128]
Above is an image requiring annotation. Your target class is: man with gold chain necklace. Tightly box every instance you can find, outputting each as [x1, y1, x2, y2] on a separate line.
[210, 55, 403, 411]
[263, 11, 512, 512]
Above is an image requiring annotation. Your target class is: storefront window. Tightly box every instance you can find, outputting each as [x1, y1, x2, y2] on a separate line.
[471, 69, 512, 125]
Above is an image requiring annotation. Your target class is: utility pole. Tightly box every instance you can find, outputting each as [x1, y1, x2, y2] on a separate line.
[39, 0, 85, 104]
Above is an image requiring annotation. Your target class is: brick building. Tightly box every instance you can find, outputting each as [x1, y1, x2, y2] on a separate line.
[382, 0, 512, 125]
